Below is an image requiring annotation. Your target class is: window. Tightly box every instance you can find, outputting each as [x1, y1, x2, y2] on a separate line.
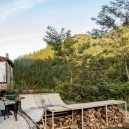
[0, 61, 6, 82]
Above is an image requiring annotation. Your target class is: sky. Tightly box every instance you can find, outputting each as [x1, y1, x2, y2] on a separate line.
[0, 0, 111, 60]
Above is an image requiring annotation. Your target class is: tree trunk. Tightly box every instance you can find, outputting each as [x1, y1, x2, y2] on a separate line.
[66, 59, 73, 98]
[124, 60, 129, 81]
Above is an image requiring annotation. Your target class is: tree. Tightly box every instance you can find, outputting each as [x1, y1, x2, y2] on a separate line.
[43, 26, 71, 56]
[90, 0, 129, 81]
[43, 26, 76, 98]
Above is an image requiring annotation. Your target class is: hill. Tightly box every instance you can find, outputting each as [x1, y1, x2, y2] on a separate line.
[14, 25, 129, 102]
[20, 24, 129, 60]
[19, 34, 95, 60]
[19, 45, 54, 60]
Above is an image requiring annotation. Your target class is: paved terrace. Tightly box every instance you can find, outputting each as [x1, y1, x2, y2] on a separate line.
[0, 113, 30, 129]
[0, 100, 37, 129]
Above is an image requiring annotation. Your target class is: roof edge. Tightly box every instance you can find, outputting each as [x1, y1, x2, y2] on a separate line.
[0, 56, 14, 67]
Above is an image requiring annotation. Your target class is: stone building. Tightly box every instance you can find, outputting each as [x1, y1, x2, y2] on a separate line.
[0, 54, 13, 90]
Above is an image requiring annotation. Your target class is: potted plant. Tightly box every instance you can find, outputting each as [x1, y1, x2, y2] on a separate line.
[6, 85, 16, 100]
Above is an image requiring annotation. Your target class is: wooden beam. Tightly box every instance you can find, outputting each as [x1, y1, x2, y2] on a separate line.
[82, 109, 84, 129]
[125, 102, 128, 121]
[106, 105, 108, 127]
[52, 112, 54, 129]
[72, 110, 74, 124]
[45, 109, 47, 129]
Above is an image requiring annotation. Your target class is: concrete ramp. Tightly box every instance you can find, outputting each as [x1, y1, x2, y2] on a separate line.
[20, 93, 66, 122]
[41, 93, 66, 106]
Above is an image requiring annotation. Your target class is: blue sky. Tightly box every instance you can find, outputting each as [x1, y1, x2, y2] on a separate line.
[0, 0, 111, 59]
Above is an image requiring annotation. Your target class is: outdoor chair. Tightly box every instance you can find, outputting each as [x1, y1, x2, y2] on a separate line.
[0, 90, 6, 97]
[3, 96, 20, 121]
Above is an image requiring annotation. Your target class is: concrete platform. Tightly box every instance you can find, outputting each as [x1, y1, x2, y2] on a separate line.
[0, 100, 37, 129]
[0, 113, 30, 129]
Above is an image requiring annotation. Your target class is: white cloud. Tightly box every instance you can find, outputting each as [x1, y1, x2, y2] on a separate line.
[0, 34, 37, 44]
[0, 33, 47, 59]
[0, 0, 46, 22]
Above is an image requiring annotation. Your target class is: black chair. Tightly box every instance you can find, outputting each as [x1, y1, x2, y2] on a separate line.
[3, 99, 19, 121]
[0, 90, 6, 97]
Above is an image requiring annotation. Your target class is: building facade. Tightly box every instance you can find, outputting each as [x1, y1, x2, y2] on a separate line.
[0, 54, 13, 90]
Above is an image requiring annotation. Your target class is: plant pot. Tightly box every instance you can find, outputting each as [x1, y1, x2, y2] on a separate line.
[6, 92, 16, 100]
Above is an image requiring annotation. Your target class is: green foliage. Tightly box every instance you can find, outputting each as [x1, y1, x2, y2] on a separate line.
[43, 26, 71, 57]
[7, 85, 14, 91]
[14, 31, 129, 102]
[13, 0, 129, 103]
[91, 0, 129, 35]
[90, 0, 129, 82]
[109, 81, 129, 101]
[18, 45, 54, 60]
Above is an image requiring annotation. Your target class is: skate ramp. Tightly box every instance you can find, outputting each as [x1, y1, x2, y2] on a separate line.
[20, 93, 66, 122]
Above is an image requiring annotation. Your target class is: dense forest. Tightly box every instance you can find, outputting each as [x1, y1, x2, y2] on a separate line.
[13, 0, 129, 103]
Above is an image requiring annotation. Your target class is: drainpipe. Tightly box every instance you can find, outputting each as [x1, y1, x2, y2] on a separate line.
[6, 53, 9, 88]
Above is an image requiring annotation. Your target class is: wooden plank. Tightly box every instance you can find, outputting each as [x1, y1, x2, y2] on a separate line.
[82, 108, 84, 129]
[52, 112, 54, 129]
[106, 105, 108, 128]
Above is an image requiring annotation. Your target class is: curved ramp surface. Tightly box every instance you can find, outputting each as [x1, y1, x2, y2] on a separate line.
[20, 93, 66, 122]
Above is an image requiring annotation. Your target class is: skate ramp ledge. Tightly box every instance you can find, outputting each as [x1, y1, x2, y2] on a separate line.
[20, 93, 66, 122]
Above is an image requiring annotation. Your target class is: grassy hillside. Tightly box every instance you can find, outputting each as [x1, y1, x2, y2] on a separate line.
[14, 25, 129, 102]
[20, 45, 54, 60]
[20, 25, 129, 60]
[19, 33, 95, 60]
